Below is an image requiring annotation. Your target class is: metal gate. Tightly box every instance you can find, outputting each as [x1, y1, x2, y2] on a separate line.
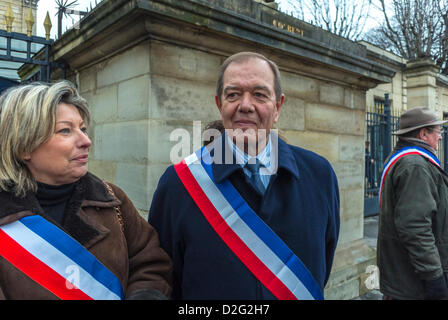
[0, 6, 54, 85]
[364, 94, 399, 217]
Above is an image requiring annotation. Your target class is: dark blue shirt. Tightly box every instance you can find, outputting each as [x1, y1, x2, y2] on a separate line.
[148, 135, 340, 299]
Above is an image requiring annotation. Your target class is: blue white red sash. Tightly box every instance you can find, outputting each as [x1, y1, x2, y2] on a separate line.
[0, 215, 124, 300]
[379, 146, 441, 205]
[174, 146, 323, 300]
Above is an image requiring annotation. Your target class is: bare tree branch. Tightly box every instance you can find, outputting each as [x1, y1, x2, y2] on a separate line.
[364, 0, 448, 74]
[280, 0, 372, 41]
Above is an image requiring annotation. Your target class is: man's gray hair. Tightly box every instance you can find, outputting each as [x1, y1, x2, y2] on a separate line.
[216, 52, 283, 103]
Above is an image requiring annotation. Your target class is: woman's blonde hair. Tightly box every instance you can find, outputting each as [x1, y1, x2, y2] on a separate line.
[0, 80, 90, 197]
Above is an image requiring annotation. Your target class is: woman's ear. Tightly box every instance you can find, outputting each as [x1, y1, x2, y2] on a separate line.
[22, 153, 31, 161]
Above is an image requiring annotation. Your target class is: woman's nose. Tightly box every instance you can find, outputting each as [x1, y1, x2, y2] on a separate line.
[78, 130, 92, 148]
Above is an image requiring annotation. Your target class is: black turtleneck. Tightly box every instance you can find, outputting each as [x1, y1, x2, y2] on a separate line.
[36, 181, 76, 225]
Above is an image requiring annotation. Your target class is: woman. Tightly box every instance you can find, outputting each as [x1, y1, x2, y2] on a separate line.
[0, 81, 172, 300]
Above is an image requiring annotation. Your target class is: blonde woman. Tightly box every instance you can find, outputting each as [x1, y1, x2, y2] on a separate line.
[0, 81, 172, 300]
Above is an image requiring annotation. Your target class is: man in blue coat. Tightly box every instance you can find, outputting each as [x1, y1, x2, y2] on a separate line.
[148, 52, 340, 300]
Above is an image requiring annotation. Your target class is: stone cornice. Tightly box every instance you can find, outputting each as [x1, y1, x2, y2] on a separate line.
[23, 0, 395, 87]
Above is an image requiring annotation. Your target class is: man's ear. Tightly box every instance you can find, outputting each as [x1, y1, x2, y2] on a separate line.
[417, 127, 429, 141]
[273, 94, 285, 123]
[418, 128, 425, 137]
[215, 95, 222, 113]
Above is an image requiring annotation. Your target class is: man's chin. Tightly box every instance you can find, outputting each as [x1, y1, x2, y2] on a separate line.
[228, 129, 269, 155]
[230, 131, 257, 143]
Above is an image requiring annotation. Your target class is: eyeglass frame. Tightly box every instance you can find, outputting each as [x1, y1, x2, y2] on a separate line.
[426, 126, 445, 136]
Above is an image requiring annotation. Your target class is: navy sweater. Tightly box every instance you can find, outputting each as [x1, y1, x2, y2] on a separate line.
[148, 136, 340, 299]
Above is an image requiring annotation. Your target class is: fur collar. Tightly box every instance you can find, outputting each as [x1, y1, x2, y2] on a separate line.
[0, 172, 121, 247]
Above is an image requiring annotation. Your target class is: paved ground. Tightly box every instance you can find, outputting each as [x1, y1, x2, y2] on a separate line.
[364, 215, 379, 249]
[356, 289, 383, 300]
[355, 215, 383, 300]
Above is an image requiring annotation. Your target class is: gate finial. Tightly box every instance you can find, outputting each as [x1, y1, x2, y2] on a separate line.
[25, 8, 35, 37]
[4, 4, 14, 33]
[44, 12, 52, 40]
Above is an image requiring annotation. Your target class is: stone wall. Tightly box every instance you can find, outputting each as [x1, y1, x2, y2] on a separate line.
[279, 73, 366, 246]
[437, 77, 448, 116]
[76, 40, 222, 216]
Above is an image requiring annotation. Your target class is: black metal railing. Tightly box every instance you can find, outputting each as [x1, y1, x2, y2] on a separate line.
[438, 125, 448, 169]
[0, 29, 53, 83]
[364, 94, 399, 216]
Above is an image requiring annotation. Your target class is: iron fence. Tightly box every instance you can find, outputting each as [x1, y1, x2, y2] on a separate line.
[365, 97, 399, 195]
[364, 94, 399, 216]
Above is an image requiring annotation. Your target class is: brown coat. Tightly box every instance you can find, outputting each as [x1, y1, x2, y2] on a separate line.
[0, 172, 172, 300]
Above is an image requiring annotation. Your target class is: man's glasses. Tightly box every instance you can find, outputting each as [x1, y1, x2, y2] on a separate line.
[430, 128, 445, 136]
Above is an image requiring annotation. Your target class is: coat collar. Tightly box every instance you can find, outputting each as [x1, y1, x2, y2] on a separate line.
[210, 132, 300, 183]
[396, 137, 437, 156]
[0, 172, 121, 248]
[394, 138, 448, 178]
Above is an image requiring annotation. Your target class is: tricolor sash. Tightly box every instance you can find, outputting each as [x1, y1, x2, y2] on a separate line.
[379, 146, 441, 205]
[174, 146, 323, 300]
[0, 215, 124, 300]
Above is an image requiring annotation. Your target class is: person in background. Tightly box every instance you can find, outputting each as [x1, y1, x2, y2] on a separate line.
[203, 120, 225, 146]
[378, 107, 448, 300]
[0, 81, 172, 300]
[149, 52, 340, 300]
[365, 141, 375, 189]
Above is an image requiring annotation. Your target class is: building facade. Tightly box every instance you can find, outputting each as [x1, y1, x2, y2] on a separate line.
[363, 41, 448, 119]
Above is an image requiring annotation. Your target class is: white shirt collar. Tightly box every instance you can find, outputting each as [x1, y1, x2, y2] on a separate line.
[226, 134, 272, 168]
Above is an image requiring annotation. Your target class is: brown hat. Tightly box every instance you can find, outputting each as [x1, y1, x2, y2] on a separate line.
[393, 107, 447, 135]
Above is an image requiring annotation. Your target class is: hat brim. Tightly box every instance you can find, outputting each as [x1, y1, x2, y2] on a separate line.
[393, 119, 448, 135]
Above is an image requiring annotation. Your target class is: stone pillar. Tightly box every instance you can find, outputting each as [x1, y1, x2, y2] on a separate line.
[405, 58, 440, 113]
[252, 0, 278, 9]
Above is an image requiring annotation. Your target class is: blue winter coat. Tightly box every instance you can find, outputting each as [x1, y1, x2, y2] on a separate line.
[148, 135, 340, 299]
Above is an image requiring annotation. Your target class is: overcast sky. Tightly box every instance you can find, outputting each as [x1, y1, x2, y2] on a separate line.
[36, 0, 98, 39]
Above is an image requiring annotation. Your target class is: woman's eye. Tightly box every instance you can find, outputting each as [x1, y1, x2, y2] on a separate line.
[58, 128, 70, 134]
[81, 127, 88, 134]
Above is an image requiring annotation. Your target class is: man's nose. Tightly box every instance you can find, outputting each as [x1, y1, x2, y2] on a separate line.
[239, 92, 254, 112]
